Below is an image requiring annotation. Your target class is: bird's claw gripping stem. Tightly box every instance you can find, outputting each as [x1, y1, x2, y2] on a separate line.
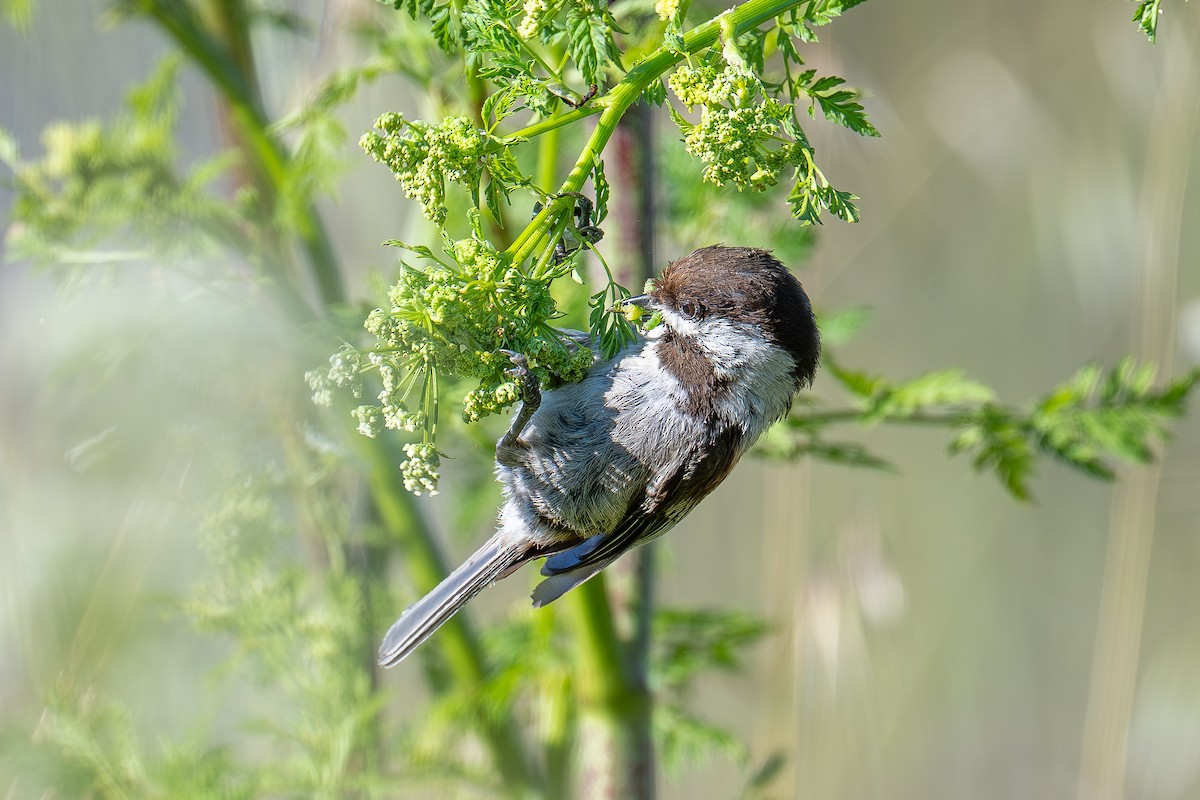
[496, 350, 541, 461]
[531, 192, 604, 264]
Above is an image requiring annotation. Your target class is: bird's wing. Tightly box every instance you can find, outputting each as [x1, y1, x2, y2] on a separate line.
[539, 425, 744, 579]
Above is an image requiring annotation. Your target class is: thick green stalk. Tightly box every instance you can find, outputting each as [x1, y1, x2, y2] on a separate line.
[535, 122, 562, 193]
[358, 436, 540, 796]
[145, 0, 346, 307]
[504, 0, 811, 264]
[570, 577, 655, 800]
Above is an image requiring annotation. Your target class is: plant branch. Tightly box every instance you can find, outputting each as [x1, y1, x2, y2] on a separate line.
[570, 577, 655, 800]
[358, 435, 540, 795]
[140, 0, 346, 307]
[504, 0, 813, 264]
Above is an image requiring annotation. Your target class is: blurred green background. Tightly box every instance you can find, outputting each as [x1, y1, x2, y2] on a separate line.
[3, 1, 1200, 798]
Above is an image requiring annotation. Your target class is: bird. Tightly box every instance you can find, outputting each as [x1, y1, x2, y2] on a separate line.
[378, 245, 820, 667]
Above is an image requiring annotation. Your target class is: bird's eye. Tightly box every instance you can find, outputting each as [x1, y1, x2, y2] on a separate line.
[679, 300, 703, 320]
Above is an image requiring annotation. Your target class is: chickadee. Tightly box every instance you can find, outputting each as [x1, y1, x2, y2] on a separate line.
[379, 245, 820, 667]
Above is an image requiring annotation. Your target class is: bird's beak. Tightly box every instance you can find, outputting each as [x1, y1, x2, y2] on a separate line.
[620, 294, 654, 310]
[616, 293, 661, 330]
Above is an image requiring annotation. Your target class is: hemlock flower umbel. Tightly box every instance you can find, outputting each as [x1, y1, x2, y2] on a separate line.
[307, 236, 594, 494]
[400, 442, 440, 496]
[669, 61, 804, 192]
[359, 113, 490, 225]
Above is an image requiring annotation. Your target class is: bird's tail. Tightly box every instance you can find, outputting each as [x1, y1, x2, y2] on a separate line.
[378, 536, 527, 668]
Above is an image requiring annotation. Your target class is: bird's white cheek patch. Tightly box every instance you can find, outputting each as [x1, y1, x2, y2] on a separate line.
[656, 308, 702, 338]
[694, 320, 799, 432]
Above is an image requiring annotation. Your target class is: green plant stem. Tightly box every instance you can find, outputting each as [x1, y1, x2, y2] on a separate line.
[543, 672, 574, 800]
[569, 577, 655, 800]
[504, 105, 604, 144]
[503, 0, 808, 265]
[572, 577, 630, 704]
[358, 435, 539, 796]
[536, 120, 561, 193]
[143, 0, 346, 307]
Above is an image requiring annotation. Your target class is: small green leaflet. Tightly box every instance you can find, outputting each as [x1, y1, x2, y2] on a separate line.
[805, 0, 870, 26]
[1132, 0, 1164, 43]
[806, 75, 881, 137]
[568, 9, 622, 86]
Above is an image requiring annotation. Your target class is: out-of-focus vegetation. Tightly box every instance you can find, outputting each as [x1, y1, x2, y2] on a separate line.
[2, 1, 1199, 799]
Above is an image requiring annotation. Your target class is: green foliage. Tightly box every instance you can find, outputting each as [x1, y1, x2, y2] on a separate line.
[805, 0, 870, 26]
[1132, 0, 1164, 42]
[737, 754, 789, 800]
[1, 0, 34, 29]
[815, 305, 873, 345]
[653, 608, 770, 689]
[652, 609, 770, 772]
[24, 690, 257, 800]
[346, 0, 878, 489]
[184, 470, 391, 797]
[655, 703, 748, 774]
[590, 280, 638, 356]
[777, 353, 1200, 501]
[804, 74, 879, 137]
[1, 58, 239, 270]
[952, 360, 1198, 498]
[386, 0, 623, 113]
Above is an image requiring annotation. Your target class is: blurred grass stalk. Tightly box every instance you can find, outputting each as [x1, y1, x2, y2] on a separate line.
[1076, 16, 1200, 800]
[130, 0, 541, 792]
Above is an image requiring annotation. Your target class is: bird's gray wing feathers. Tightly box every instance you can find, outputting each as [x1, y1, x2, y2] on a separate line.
[531, 426, 744, 605]
[378, 535, 530, 667]
[530, 554, 620, 607]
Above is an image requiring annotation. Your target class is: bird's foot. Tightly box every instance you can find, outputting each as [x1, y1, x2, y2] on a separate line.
[496, 350, 542, 461]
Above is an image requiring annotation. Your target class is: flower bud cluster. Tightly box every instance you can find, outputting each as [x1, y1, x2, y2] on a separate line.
[359, 113, 488, 225]
[654, 0, 680, 22]
[668, 61, 803, 192]
[400, 442, 440, 496]
[311, 236, 594, 494]
[517, 0, 551, 38]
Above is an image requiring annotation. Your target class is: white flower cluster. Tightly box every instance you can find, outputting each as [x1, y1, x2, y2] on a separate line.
[400, 442, 441, 496]
[359, 113, 487, 225]
[517, 0, 549, 38]
[668, 61, 802, 192]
